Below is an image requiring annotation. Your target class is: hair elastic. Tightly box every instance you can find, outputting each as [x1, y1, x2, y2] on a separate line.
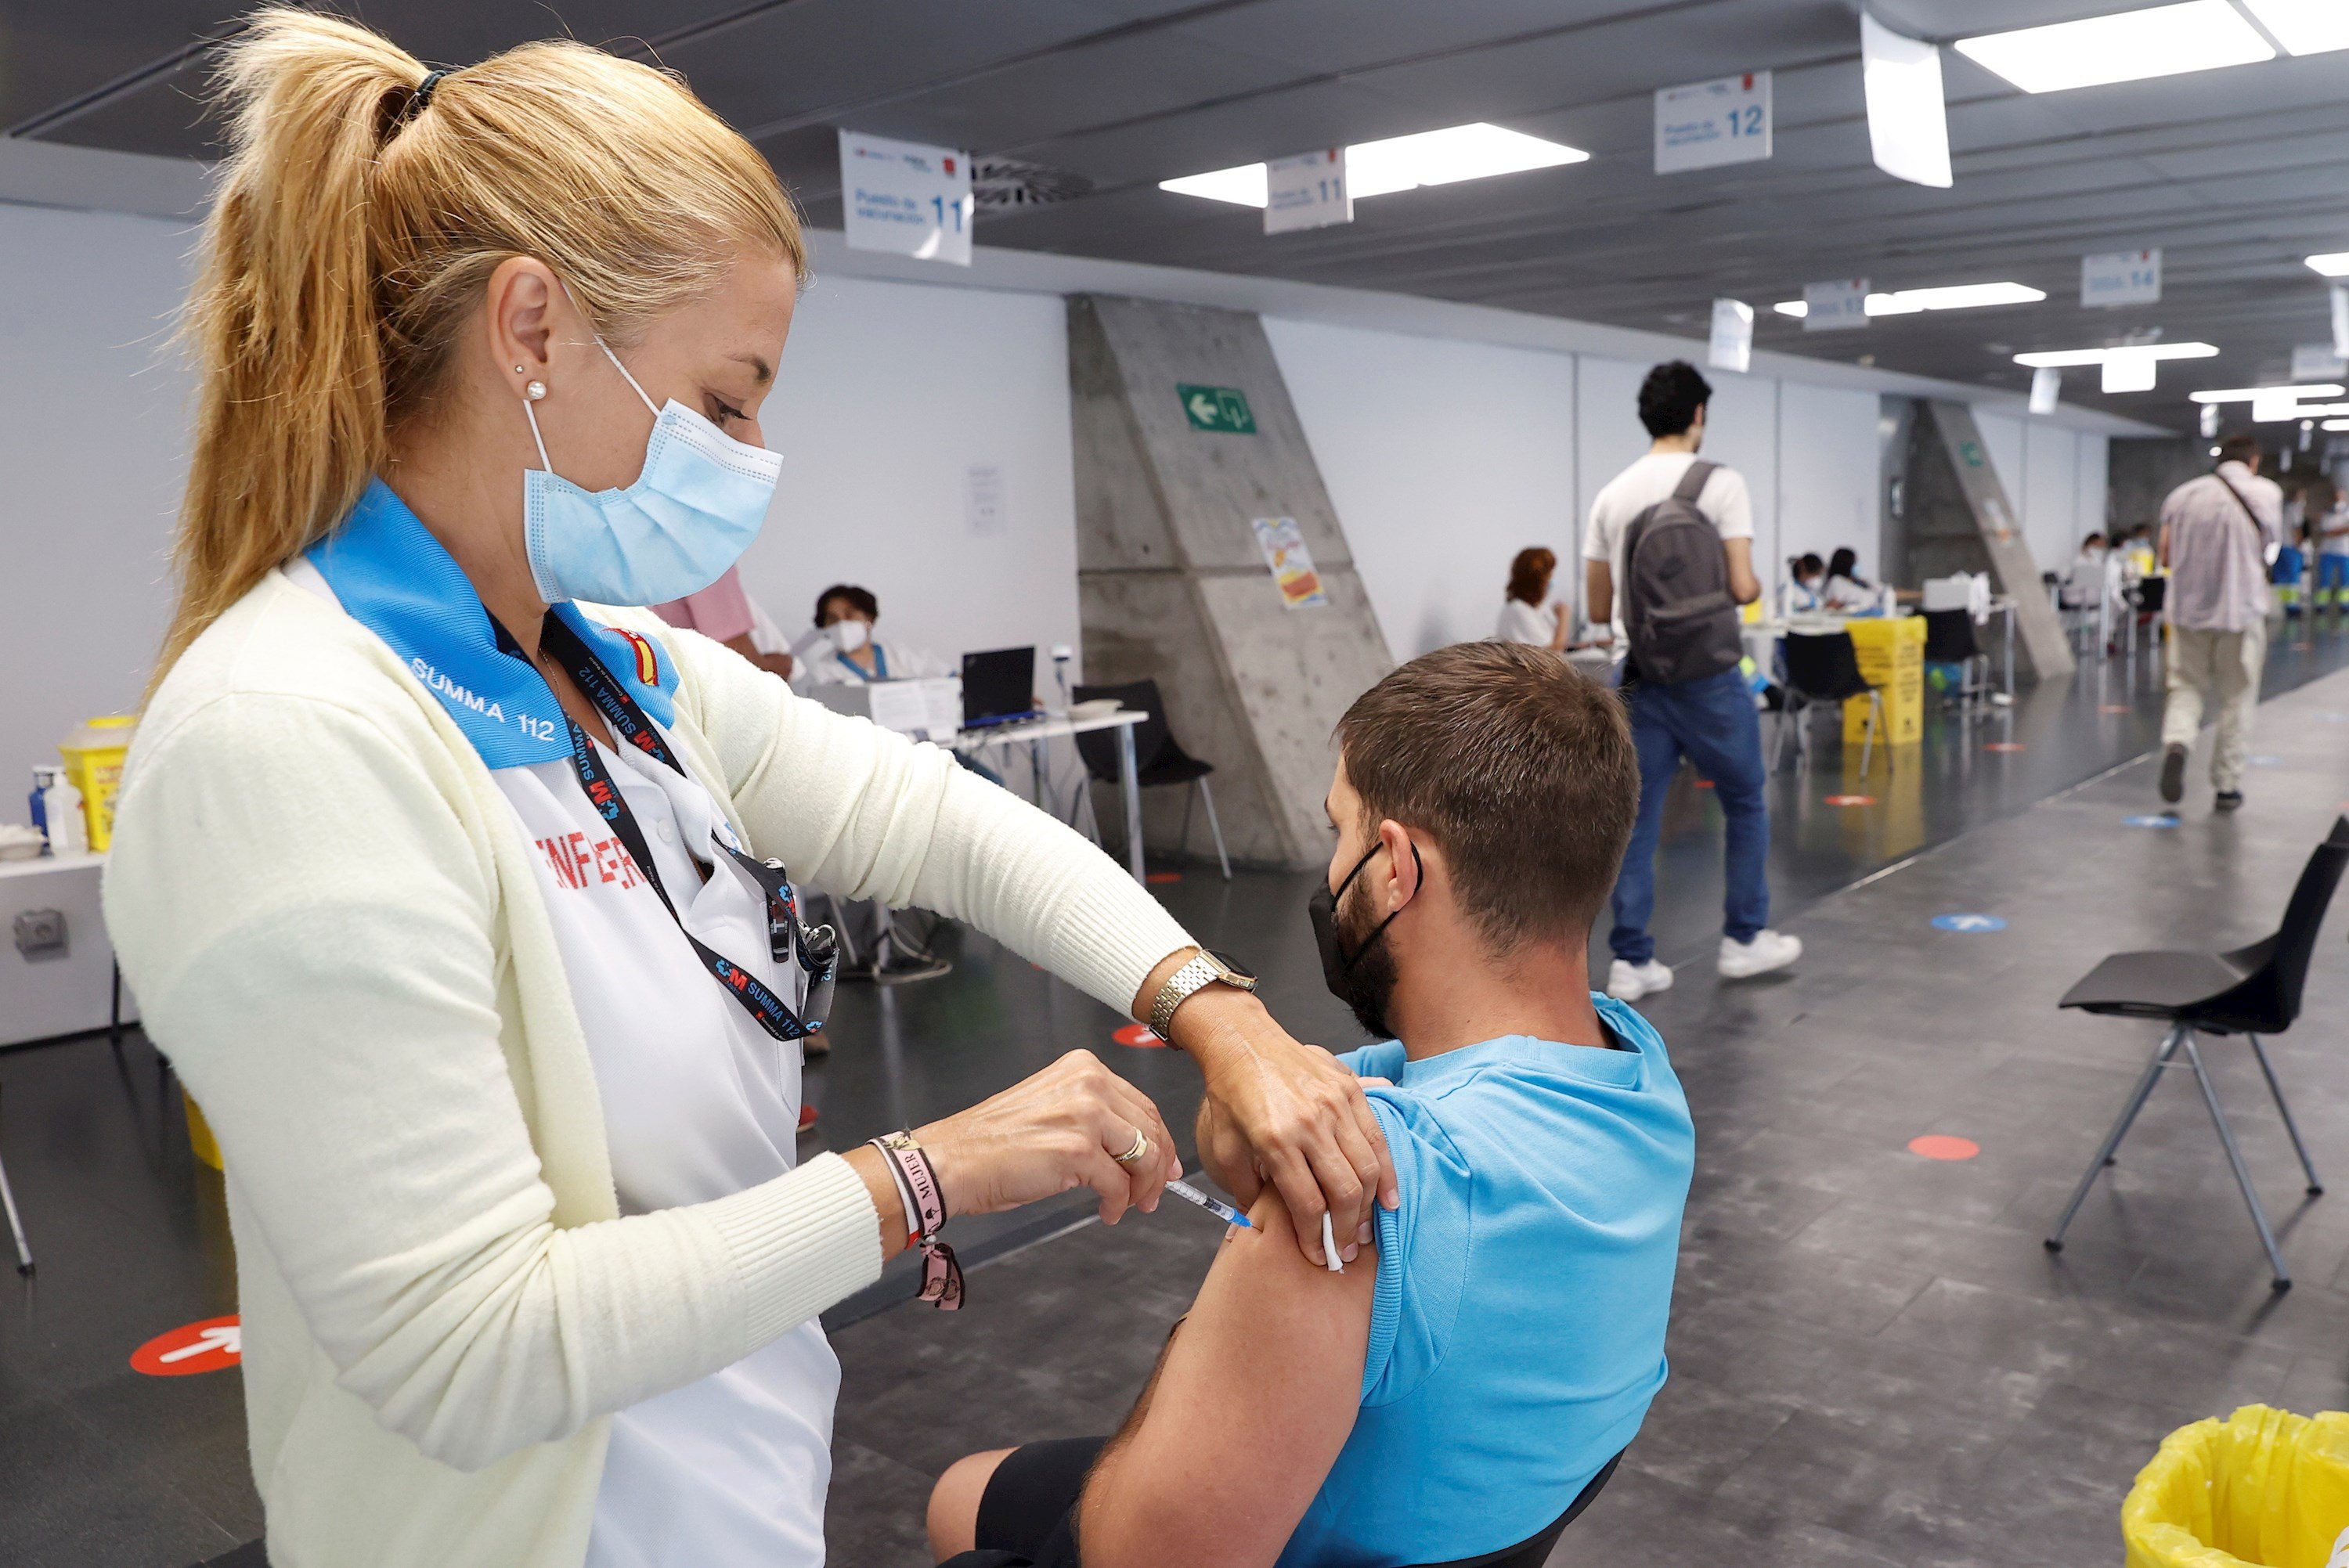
[411, 69, 449, 112]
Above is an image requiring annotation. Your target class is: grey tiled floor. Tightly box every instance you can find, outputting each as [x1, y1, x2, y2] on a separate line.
[11, 629, 2349, 1565]
[827, 661, 2349, 1567]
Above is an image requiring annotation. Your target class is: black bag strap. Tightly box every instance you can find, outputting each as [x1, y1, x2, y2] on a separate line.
[2211, 467, 2268, 539]
[1670, 458, 1718, 506]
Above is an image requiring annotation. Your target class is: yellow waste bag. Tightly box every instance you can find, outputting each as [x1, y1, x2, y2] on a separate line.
[2123, 1405, 2349, 1568]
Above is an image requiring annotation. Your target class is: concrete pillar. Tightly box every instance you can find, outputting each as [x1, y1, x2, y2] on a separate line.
[1068, 294, 1393, 871]
[1905, 401, 2075, 683]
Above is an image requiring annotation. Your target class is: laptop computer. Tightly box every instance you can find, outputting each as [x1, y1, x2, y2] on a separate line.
[961, 646, 1038, 729]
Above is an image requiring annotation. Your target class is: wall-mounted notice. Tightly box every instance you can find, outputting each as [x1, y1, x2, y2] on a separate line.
[840, 130, 973, 265]
[1803, 279, 1870, 332]
[2292, 344, 2346, 381]
[1709, 298, 1753, 373]
[1654, 71, 1772, 175]
[1266, 149, 1351, 233]
[965, 463, 1006, 535]
[2080, 248, 2160, 308]
[1250, 517, 1328, 608]
[1179, 383, 1256, 434]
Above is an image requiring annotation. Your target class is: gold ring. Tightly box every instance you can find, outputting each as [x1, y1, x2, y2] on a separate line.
[1113, 1129, 1152, 1166]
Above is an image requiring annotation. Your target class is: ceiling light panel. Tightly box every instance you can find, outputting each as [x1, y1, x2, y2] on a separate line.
[2014, 343, 2220, 367]
[2243, 0, 2349, 55]
[1954, 1, 2274, 93]
[2306, 253, 2349, 277]
[2188, 384, 2344, 402]
[1770, 282, 2044, 319]
[1159, 124, 1586, 211]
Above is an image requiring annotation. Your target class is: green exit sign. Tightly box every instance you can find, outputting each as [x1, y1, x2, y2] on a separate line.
[1178, 384, 1256, 434]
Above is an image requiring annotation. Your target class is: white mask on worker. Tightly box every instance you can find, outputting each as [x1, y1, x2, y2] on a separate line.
[829, 618, 871, 654]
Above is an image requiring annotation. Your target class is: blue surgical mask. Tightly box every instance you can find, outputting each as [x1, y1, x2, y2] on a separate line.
[521, 329, 782, 607]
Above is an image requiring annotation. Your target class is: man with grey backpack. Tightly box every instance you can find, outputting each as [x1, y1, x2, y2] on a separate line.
[1583, 360, 1800, 1001]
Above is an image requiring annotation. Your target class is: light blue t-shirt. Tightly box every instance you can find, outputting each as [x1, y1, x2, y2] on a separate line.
[1276, 996, 1694, 1568]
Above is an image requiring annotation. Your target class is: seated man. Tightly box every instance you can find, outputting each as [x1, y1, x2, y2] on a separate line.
[927, 642, 1695, 1568]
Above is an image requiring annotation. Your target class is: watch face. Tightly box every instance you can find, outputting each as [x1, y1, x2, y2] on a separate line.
[1207, 949, 1257, 983]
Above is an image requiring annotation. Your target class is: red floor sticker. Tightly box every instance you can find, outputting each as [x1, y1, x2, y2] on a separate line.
[1694, 779, 1715, 788]
[2100, 705, 2132, 714]
[1984, 742, 2026, 752]
[1112, 1024, 1166, 1048]
[1824, 795, 1876, 806]
[1907, 1135, 1980, 1161]
[1144, 871, 1182, 884]
[132, 1316, 240, 1376]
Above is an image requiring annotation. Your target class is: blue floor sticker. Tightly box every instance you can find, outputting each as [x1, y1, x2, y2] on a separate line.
[1932, 914, 2007, 933]
[2123, 813, 2181, 828]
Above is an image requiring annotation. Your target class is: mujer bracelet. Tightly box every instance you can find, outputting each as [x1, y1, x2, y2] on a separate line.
[868, 1132, 962, 1310]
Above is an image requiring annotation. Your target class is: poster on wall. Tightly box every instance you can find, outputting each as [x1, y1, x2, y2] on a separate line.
[1250, 517, 1328, 608]
[839, 130, 973, 265]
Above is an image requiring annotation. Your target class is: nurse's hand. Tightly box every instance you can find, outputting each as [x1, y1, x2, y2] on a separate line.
[911, 1050, 1179, 1232]
[1149, 971, 1398, 1271]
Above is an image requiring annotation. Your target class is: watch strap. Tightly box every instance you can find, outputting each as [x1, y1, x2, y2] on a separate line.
[1149, 952, 1222, 1040]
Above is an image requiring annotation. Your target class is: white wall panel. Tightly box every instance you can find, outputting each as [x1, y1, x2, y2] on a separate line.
[2077, 432, 2111, 541]
[1777, 382, 1881, 585]
[739, 273, 1080, 681]
[0, 206, 193, 798]
[2024, 420, 2078, 571]
[1266, 318, 1576, 658]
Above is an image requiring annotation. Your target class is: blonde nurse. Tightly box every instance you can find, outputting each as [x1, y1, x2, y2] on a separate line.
[104, 13, 1394, 1567]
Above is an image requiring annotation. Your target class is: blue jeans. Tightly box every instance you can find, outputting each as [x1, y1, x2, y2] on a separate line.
[1610, 666, 1770, 964]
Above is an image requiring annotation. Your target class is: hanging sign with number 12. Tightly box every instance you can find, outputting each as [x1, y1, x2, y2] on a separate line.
[1654, 71, 1773, 175]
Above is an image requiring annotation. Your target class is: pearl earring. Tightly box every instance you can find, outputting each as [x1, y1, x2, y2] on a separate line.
[525, 380, 547, 402]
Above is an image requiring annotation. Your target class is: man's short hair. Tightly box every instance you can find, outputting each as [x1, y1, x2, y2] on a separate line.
[1335, 643, 1636, 950]
[1637, 360, 1712, 438]
[814, 583, 879, 625]
[2217, 434, 2261, 467]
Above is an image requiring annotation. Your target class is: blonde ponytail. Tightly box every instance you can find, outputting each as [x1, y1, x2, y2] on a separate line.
[157, 8, 804, 687]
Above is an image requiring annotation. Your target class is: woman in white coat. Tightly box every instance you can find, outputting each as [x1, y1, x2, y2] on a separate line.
[104, 15, 1391, 1568]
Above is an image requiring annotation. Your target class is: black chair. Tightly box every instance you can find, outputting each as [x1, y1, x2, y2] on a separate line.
[1071, 679, 1230, 880]
[1774, 630, 1885, 775]
[1409, 1451, 1622, 1568]
[2045, 816, 2349, 1288]
[1921, 609, 1986, 716]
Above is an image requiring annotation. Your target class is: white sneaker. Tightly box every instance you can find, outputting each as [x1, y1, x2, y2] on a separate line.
[1607, 959, 1674, 1000]
[1719, 930, 1802, 979]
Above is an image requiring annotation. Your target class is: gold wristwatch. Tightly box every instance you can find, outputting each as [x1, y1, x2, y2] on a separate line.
[1147, 949, 1258, 1040]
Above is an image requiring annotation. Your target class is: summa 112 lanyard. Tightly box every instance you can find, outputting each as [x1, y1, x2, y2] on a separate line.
[514, 612, 836, 1042]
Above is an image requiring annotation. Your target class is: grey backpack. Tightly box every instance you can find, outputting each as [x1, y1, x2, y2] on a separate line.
[1621, 460, 1743, 686]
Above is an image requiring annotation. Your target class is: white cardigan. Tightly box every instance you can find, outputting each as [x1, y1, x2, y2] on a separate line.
[103, 568, 1194, 1568]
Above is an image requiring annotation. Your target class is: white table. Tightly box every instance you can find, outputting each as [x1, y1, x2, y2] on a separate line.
[954, 710, 1152, 881]
[2, 851, 136, 1048]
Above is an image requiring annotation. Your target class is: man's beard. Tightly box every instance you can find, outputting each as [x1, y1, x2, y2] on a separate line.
[1336, 875, 1401, 1040]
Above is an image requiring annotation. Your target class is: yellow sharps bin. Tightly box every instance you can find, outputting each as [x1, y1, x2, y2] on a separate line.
[58, 716, 135, 851]
[1842, 616, 1925, 748]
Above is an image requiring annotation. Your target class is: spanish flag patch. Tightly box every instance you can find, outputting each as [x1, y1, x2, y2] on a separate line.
[611, 628, 660, 687]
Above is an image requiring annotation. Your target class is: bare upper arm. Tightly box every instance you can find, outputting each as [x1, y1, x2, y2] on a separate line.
[1078, 1191, 1377, 1568]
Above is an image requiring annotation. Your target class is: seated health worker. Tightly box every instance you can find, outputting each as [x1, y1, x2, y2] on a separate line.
[1492, 546, 1571, 651]
[1819, 547, 1877, 612]
[797, 582, 952, 686]
[929, 642, 1695, 1568]
[102, 16, 1395, 1568]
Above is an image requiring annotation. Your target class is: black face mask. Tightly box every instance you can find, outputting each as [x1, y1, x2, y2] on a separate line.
[1308, 840, 1420, 1040]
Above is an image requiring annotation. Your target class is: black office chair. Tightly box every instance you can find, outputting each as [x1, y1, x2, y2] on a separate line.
[1921, 609, 1986, 717]
[2044, 816, 2349, 1288]
[1774, 630, 1885, 775]
[1408, 1451, 1622, 1568]
[1071, 679, 1230, 880]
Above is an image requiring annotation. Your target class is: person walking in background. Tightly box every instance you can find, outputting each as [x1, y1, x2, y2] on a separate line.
[1583, 360, 1800, 1002]
[2308, 478, 2348, 613]
[2157, 432, 2280, 813]
[1495, 546, 1571, 651]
